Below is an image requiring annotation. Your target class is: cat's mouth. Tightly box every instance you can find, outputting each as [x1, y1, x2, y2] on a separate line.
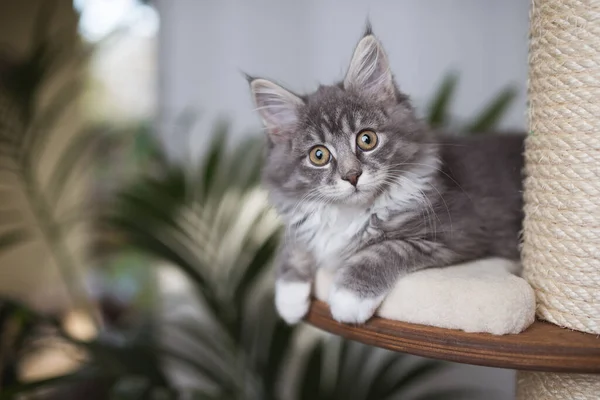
[339, 185, 377, 206]
[321, 177, 380, 206]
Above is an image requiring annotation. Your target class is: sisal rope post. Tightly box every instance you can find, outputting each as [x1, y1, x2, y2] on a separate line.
[517, 372, 600, 399]
[519, 0, 600, 398]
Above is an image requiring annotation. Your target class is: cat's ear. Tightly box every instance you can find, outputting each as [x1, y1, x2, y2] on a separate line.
[249, 78, 304, 141]
[344, 33, 396, 104]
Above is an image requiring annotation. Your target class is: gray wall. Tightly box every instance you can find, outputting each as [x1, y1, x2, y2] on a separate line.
[156, 1, 528, 398]
[157, 0, 528, 160]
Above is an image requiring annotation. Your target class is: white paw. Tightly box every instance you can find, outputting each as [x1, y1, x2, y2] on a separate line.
[275, 281, 311, 324]
[328, 287, 383, 324]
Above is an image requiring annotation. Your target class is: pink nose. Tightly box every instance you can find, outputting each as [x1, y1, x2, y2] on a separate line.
[343, 171, 362, 187]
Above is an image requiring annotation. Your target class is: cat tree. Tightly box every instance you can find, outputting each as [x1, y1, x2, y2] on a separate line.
[305, 0, 600, 398]
[517, 0, 600, 397]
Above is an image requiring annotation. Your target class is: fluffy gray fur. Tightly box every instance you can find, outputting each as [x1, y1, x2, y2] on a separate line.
[248, 25, 524, 325]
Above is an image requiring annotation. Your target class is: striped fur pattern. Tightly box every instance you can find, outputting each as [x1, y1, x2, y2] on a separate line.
[249, 26, 525, 324]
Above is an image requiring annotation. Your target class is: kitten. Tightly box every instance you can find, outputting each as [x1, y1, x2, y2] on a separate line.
[247, 25, 524, 325]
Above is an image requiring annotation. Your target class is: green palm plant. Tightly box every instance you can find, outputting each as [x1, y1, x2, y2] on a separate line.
[0, 5, 517, 396]
[0, 3, 100, 321]
[425, 71, 518, 134]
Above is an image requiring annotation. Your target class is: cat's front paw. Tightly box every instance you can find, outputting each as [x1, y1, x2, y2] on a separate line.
[328, 287, 384, 324]
[275, 280, 311, 324]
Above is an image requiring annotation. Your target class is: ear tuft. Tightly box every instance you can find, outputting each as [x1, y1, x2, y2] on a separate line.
[363, 19, 373, 37]
[249, 78, 304, 141]
[344, 33, 396, 104]
[241, 70, 257, 84]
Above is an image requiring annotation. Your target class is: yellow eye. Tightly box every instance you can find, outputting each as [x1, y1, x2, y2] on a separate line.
[308, 146, 331, 166]
[356, 130, 378, 151]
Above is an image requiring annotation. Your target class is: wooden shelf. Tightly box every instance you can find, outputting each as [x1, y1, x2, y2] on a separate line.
[305, 300, 600, 373]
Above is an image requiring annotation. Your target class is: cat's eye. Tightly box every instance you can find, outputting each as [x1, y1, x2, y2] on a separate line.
[356, 130, 378, 151]
[308, 146, 331, 166]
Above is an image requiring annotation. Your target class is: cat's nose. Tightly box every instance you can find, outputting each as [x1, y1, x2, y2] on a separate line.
[342, 170, 362, 187]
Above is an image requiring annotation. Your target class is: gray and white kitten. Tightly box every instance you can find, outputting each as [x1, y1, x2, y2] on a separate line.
[248, 27, 524, 325]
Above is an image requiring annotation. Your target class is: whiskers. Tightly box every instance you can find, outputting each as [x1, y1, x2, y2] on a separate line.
[283, 186, 340, 247]
[363, 162, 451, 240]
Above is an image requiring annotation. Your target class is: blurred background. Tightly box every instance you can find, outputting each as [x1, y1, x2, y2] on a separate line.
[0, 1, 528, 399]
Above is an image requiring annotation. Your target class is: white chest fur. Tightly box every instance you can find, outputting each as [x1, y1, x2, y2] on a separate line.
[298, 204, 371, 269]
[289, 183, 424, 269]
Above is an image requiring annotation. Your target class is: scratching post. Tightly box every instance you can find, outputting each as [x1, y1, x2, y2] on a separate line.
[518, 0, 600, 397]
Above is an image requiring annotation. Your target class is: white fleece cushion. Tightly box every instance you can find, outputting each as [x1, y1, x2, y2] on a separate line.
[314, 258, 536, 335]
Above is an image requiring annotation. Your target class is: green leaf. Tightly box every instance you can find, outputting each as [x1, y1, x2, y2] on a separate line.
[363, 354, 406, 400]
[116, 172, 186, 221]
[82, 339, 171, 389]
[299, 341, 324, 400]
[412, 388, 490, 400]
[427, 72, 459, 129]
[465, 86, 518, 134]
[241, 291, 277, 378]
[184, 388, 225, 400]
[233, 231, 279, 306]
[170, 319, 237, 371]
[104, 167, 207, 288]
[106, 215, 218, 310]
[131, 122, 162, 164]
[0, 367, 104, 400]
[0, 133, 18, 152]
[225, 136, 264, 191]
[263, 319, 294, 397]
[158, 346, 235, 392]
[331, 339, 379, 400]
[0, 228, 29, 254]
[326, 338, 348, 398]
[332, 342, 374, 400]
[370, 360, 446, 399]
[21, 79, 81, 163]
[47, 131, 104, 204]
[200, 121, 229, 199]
[110, 376, 152, 400]
[108, 184, 199, 247]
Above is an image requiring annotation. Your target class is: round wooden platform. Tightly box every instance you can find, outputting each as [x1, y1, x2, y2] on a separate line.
[305, 300, 600, 373]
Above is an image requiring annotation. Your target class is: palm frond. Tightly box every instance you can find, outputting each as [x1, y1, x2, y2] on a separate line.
[0, 367, 106, 400]
[232, 231, 280, 309]
[261, 319, 294, 397]
[0, 228, 29, 254]
[362, 353, 407, 399]
[199, 121, 229, 200]
[412, 388, 494, 400]
[331, 340, 373, 400]
[46, 129, 106, 206]
[424, 72, 518, 134]
[21, 79, 81, 165]
[0, 2, 100, 324]
[426, 72, 459, 129]
[299, 341, 325, 400]
[368, 359, 445, 400]
[465, 86, 518, 134]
